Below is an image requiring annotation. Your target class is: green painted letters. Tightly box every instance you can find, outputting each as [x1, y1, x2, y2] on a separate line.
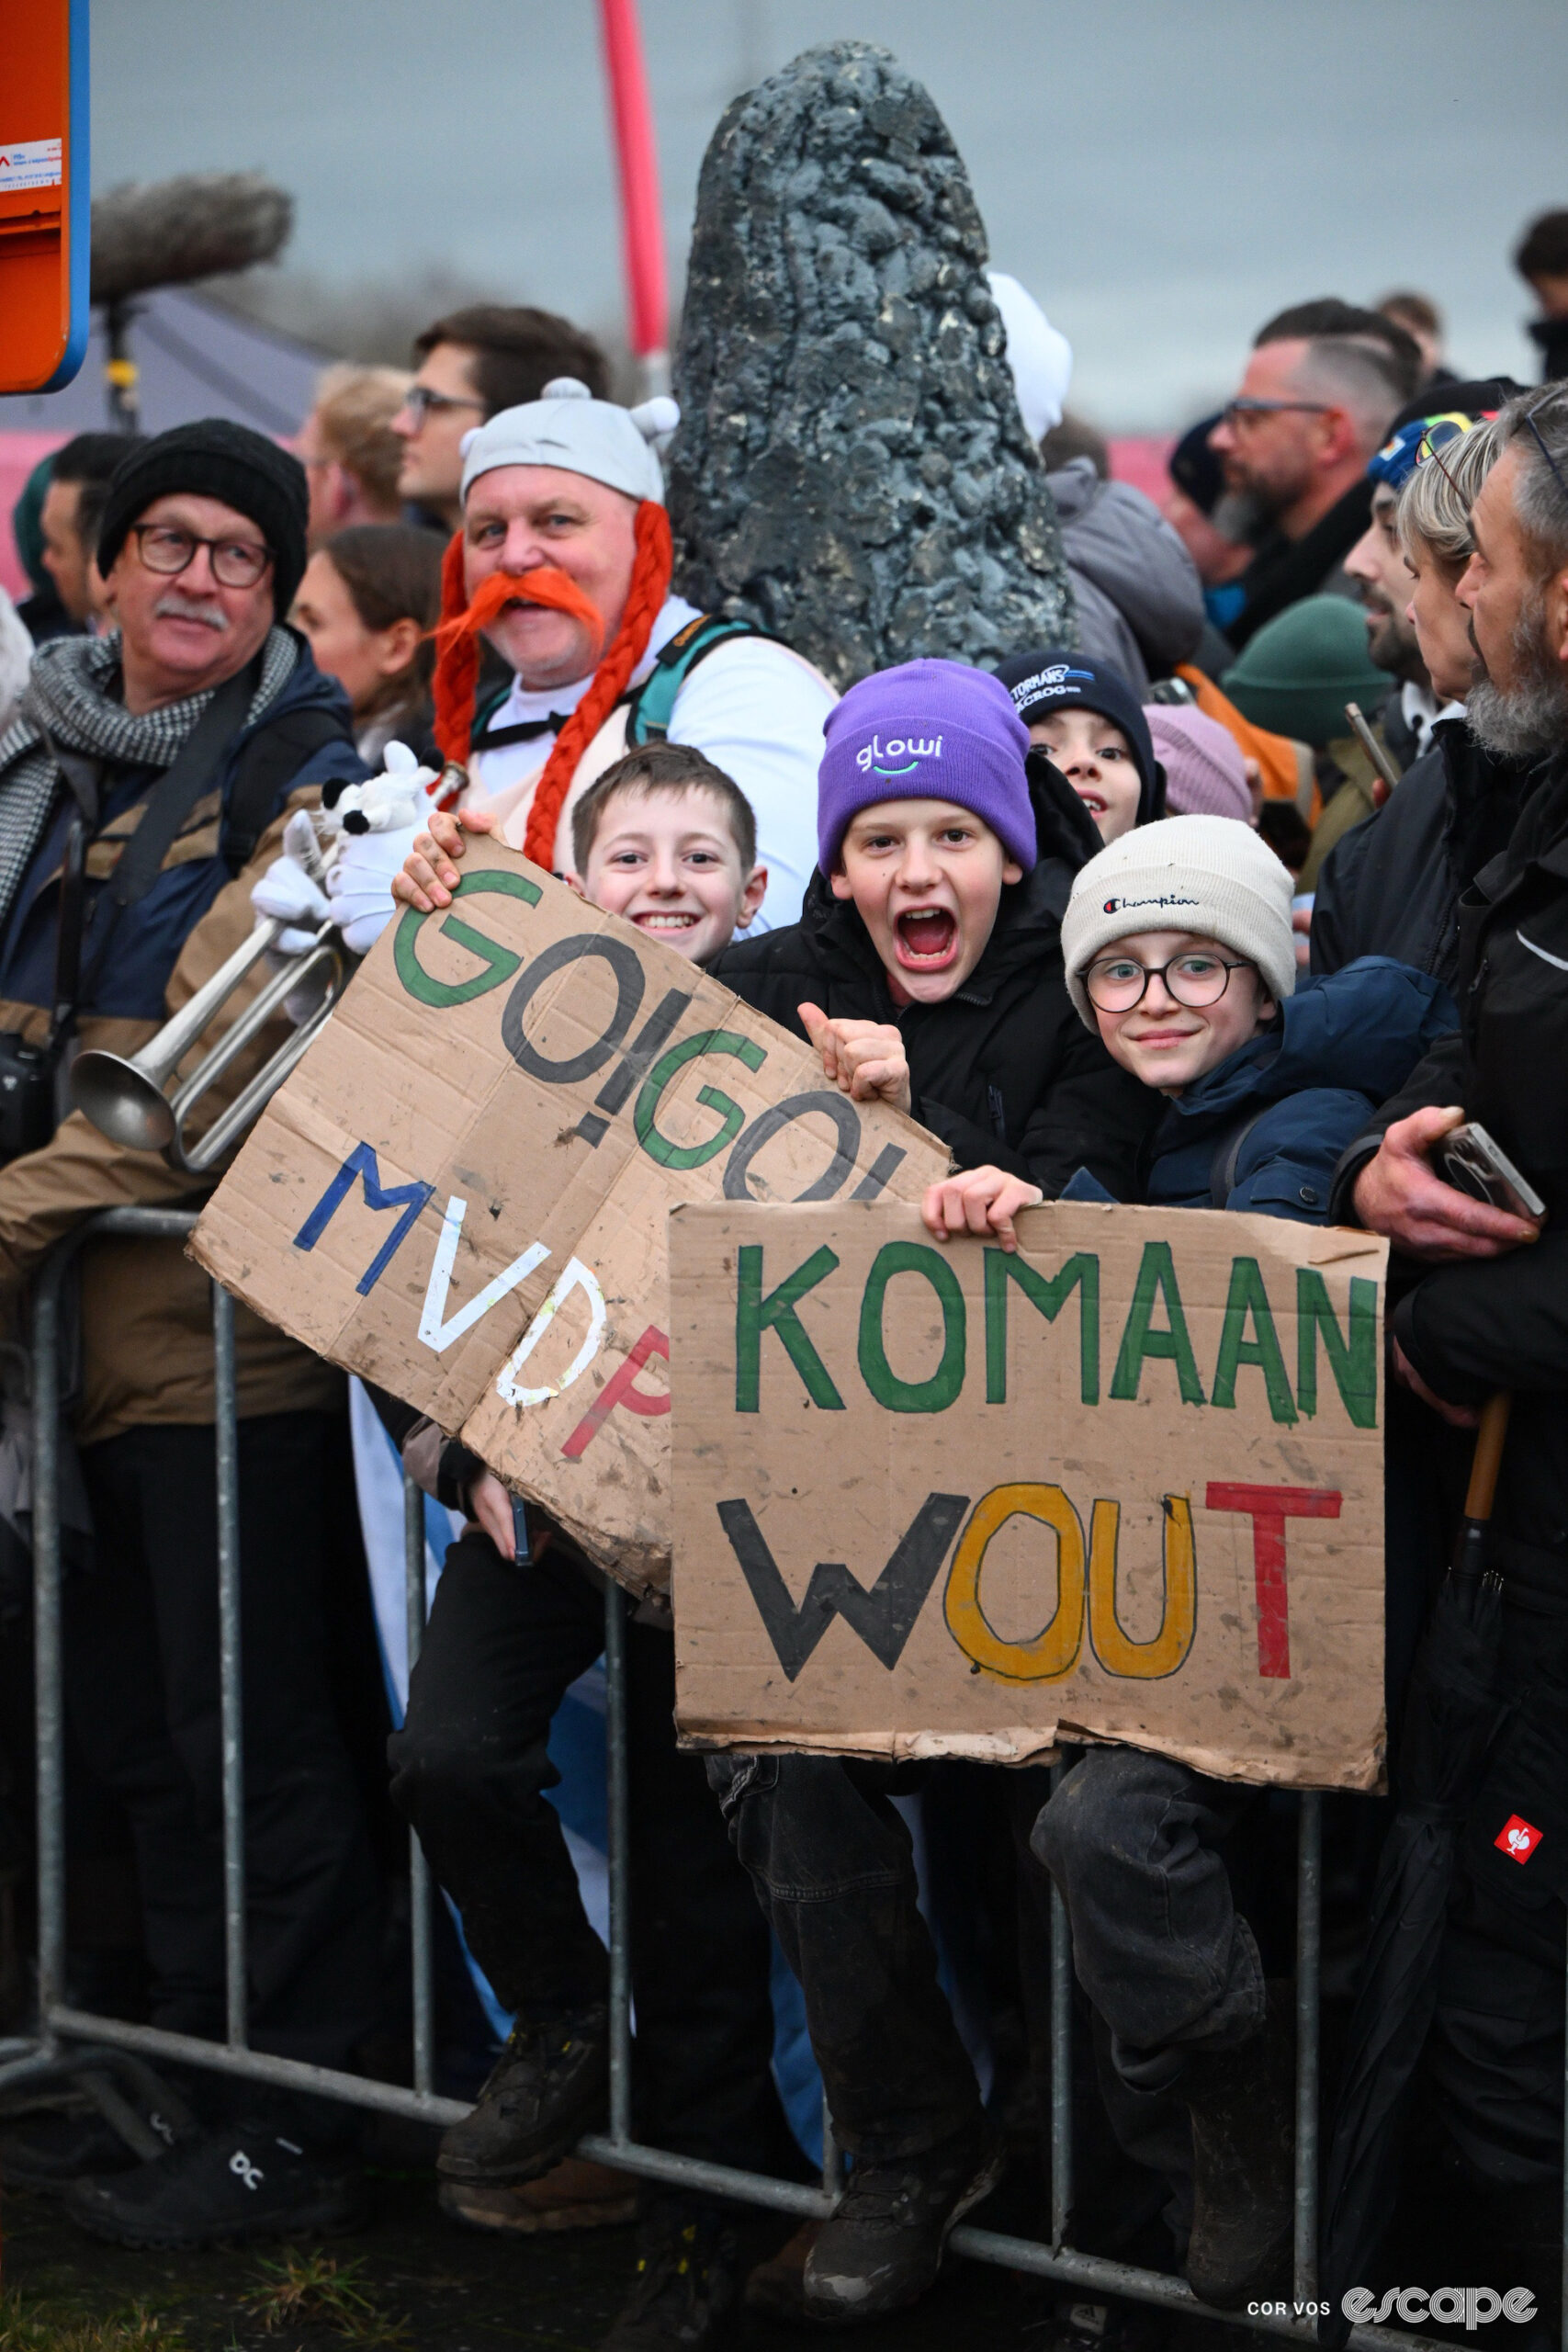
[984, 1250, 1100, 1405]
[735, 1244, 844, 1413]
[1297, 1271, 1380, 1427]
[636, 1031, 767, 1170]
[1110, 1242, 1205, 1406]
[1211, 1257, 1297, 1424]
[858, 1241, 967, 1414]
[392, 870, 540, 1008]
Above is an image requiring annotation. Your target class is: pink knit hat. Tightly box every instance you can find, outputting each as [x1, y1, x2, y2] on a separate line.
[1145, 706, 1253, 823]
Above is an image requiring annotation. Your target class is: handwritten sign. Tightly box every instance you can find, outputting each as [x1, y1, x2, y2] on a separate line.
[669, 1201, 1388, 1790]
[192, 846, 949, 1590]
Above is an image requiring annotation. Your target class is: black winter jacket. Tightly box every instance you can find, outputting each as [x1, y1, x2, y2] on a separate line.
[712, 775, 1159, 1202]
[1337, 749, 1568, 1564]
[1224, 478, 1375, 653]
[1311, 720, 1533, 986]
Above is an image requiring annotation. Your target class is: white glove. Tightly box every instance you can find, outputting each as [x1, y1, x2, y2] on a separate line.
[251, 852, 333, 958]
[325, 820, 421, 957]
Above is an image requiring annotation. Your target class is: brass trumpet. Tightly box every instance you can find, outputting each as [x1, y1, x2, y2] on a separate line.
[72, 918, 344, 1175]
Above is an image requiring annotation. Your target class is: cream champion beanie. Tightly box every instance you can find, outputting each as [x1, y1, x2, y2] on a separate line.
[1061, 815, 1295, 1028]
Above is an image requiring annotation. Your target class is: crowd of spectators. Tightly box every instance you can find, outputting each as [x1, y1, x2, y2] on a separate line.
[0, 196, 1566, 2352]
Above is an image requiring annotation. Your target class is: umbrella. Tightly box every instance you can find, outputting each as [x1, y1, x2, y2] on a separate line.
[1317, 1393, 1512, 2344]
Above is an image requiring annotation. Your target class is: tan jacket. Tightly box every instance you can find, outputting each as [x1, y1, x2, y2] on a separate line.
[0, 782, 344, 1443]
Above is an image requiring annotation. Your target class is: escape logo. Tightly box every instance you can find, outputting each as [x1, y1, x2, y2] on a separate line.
[854, 732, 943, 777]
[1338, 2288, 1537, 2329]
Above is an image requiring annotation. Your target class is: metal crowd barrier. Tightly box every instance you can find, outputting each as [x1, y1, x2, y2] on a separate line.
[0, 1209, 1479, 2351]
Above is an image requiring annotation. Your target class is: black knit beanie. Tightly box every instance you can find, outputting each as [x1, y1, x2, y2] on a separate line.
[993, 648, 1166, 826]
[96, 419, 309, 615]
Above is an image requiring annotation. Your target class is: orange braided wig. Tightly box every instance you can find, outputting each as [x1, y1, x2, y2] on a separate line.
[522, 502, 672, 867]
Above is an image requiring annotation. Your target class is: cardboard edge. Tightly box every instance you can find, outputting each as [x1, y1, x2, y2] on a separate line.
[675, 1717, 1388, 1794]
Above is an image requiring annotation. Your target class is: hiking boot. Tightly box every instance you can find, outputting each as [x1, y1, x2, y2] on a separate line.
[439, 2154, 638, 2234]
[743, 2217, 821, 2318]
[804, 2115, 1004, 2322]
[600, 2196, 738, 2350]
[1179, 1982, 1294, 2309]
[62, 2123, 367, 2249]
[437, 2003, 609, 2186]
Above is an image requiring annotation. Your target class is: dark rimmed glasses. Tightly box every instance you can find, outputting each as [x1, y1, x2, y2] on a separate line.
[1219, 397, 1334, 429]
[1084, 948, 1255, 1014]
[130, 523, 273, 591]
[398, 383, 485, 426]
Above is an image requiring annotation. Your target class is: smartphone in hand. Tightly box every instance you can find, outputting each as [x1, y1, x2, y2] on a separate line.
[1440, 1121, 1546, 1220]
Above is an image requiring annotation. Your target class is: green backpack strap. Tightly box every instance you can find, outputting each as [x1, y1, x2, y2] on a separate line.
[625, 614, 776, 746]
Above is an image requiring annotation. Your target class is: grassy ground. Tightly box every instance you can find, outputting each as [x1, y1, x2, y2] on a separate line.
[0, 2161, 1097, 2351]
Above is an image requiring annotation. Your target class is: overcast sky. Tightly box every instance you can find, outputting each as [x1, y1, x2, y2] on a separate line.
[93, 0, 1568, 430]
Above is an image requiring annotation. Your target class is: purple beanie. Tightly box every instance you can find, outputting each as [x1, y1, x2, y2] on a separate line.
[1145, 706, 1254, 824]
[818, 659, 1036, 873]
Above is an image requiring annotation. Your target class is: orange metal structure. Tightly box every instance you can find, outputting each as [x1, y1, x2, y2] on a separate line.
[0, 0, 89, 396]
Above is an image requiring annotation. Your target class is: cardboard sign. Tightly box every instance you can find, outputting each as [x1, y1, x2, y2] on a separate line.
[670, 1201, 1389, 1790]
[191, 846, 950, 1591]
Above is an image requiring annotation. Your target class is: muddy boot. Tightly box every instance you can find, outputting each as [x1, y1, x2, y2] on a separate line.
[437, 2004, 608, 2186]
[743, 2218, 821, 2318]
[600, 2195, 739, 2350]
[1178, 1982, 1294, 2309]
[805, 2114, 1004, 2322]
[439, 2155, 638, 2234]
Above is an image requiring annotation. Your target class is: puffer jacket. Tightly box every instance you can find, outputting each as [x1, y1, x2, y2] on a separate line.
[1047, 456, 1206, 697]
[0, 640, 367, 1442]
[1143, 956, 1457, 1222]
[712, 763, 1160, 1202]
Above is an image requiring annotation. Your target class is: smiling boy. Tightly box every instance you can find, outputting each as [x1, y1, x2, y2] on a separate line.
[1057, 816, 1453, 1221]
[567, 739, 766, 964]
[1028, 816, 1454, 2312]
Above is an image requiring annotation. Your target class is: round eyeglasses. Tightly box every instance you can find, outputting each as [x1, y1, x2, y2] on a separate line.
[130, 523, 273, 591]
[1084, 949, 1254, 1014]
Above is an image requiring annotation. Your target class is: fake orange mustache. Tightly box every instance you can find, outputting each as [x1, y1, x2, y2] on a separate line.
[432, 564, 604, 662]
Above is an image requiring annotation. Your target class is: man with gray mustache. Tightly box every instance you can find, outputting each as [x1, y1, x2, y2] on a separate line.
[0, 421, 382, 2248]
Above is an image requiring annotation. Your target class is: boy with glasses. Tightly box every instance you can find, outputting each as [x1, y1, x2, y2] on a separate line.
[1021, 817, 1452, 2311]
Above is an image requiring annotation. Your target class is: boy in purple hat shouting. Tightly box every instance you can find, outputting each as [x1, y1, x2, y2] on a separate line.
[716, 657, 1155, 1251]
[706, 661, 1156, 2324]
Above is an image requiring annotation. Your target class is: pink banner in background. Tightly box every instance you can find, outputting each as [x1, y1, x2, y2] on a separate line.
[0, 431, 65, 605]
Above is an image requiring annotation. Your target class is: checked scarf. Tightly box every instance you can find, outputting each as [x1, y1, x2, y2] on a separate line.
[0, 625, 298, 934]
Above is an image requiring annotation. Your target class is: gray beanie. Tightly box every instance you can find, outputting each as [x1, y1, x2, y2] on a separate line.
[1061, 815, 1295, 1027]
[459, 377, 677, 506]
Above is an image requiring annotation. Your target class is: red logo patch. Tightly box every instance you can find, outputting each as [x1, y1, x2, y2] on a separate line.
[1495, 1815, 1544, 1864]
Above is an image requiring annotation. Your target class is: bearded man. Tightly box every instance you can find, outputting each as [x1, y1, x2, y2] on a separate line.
[1332, 384, 1568, 2304]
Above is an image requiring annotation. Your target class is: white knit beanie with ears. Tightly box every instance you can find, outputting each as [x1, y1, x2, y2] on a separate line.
[1061, 815, 1296, 1028]
[458, 378, 680, 506]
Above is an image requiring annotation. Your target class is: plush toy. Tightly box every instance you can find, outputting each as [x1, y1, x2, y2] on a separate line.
[251, 741, 443, 958]
[318, 740, 442, 838]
